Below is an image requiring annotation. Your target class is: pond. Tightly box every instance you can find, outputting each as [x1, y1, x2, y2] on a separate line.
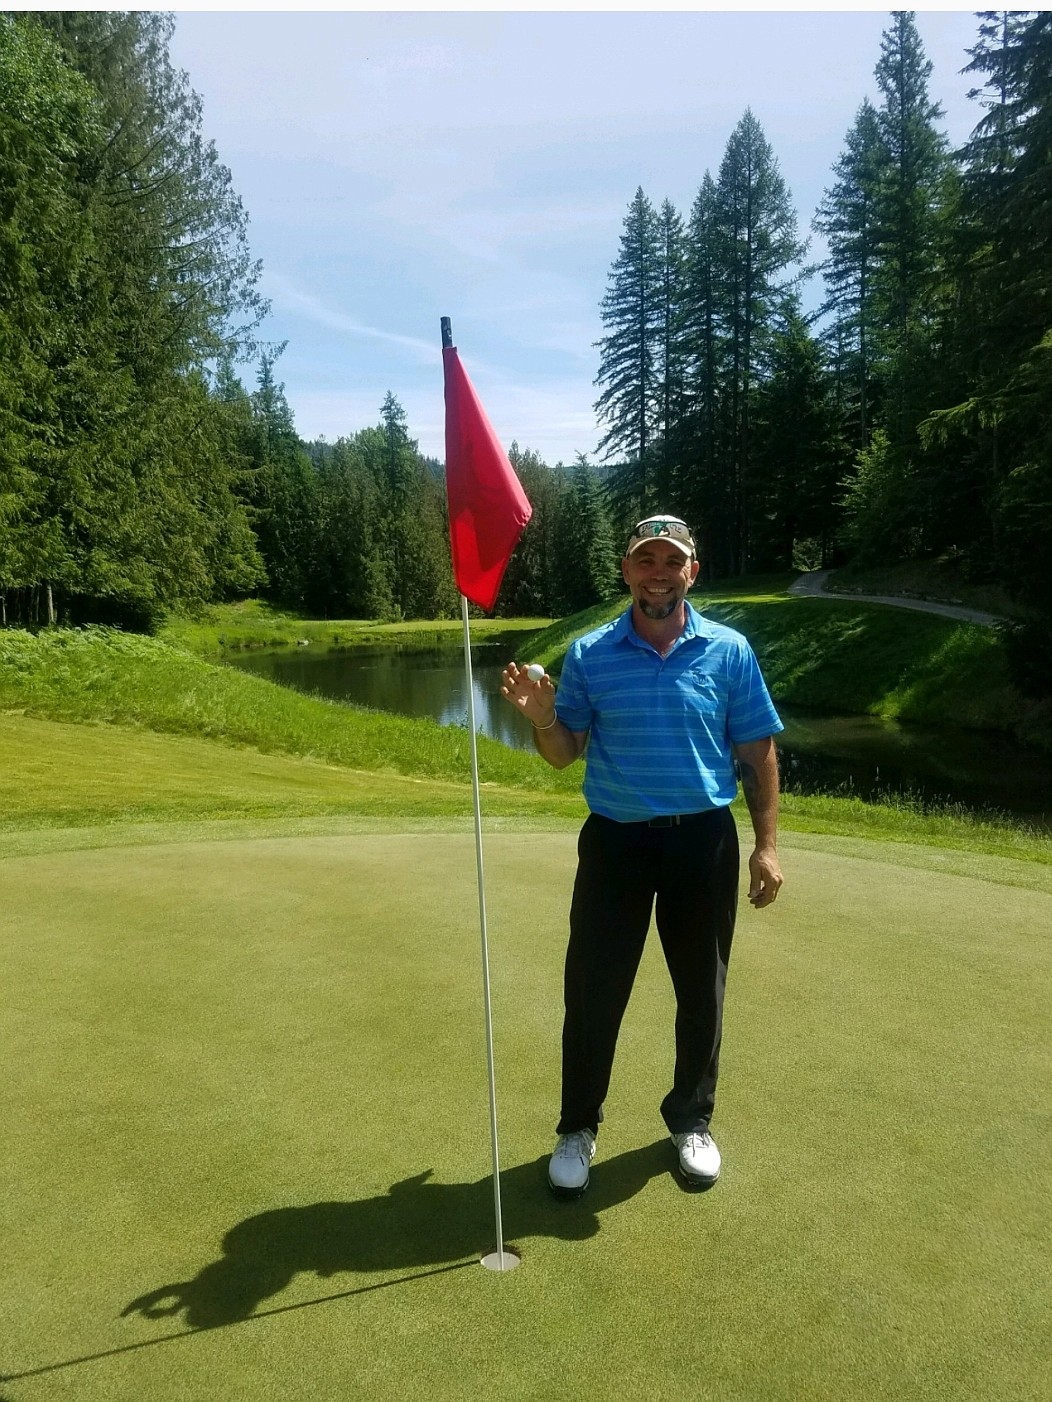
[226, 642, 1051, 827]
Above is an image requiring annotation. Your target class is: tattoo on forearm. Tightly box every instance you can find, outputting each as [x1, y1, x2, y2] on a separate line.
[738, 759, 758, 804]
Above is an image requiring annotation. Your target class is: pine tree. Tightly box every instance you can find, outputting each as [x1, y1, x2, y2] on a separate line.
[308, 436, 393, 619]
[835, 12, 958, 564]
[377, 391, 457, 619]
[751, 301, 849, 569]
[712, 110, 806, 573]
[871, 12, 955, 443]
[594, 188, 663, 511]
[679, 174, 727, 570]
[548, 458, 621, 615]
[245, 353, 317, 608]
[0, 13, 266, 625]
[813, 99, 884, 449]
[0, 14, 94, 622]
[654, 199, 689, 505]
[923, 12, 1052, 682]
[499, 444, 558, 617]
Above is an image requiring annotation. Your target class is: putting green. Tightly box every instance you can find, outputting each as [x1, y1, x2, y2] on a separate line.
[2, 828, 1049, 1400]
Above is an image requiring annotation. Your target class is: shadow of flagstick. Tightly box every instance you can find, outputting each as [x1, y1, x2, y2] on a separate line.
[1, 1263, 474, 1384]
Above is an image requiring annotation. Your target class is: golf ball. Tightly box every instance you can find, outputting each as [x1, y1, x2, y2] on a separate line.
[526, 664, 545, 682]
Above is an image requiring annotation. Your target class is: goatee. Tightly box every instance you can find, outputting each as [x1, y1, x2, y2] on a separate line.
[638, 596, 679, 620]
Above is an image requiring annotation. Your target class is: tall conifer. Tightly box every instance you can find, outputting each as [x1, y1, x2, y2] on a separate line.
[814, 99, 884, 448]
[594, 188, 663, 514]
[712, 110, 805, 572]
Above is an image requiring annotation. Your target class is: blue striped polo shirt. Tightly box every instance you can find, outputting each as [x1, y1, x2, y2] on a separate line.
[554, 602, 783, 822]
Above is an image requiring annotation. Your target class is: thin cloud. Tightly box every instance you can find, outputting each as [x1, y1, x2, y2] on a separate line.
[266, 274, 438, 363]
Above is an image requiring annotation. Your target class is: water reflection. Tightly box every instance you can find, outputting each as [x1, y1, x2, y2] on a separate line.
[226, 644, 1050, 825]
[229, 644, 533, 751]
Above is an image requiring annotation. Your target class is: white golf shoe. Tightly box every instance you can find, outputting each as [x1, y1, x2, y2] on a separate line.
[671, 1129, 721, 1185]
[548, 1130, 596, 1197]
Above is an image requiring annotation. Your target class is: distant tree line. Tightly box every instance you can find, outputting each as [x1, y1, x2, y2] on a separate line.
[213, 361, 626, 621]
[1, 10, 1049, 681]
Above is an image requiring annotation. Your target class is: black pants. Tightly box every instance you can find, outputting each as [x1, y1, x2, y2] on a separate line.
[556, 807, 739, 1138]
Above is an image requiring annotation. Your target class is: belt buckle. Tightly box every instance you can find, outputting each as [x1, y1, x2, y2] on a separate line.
[648, 814, 680, 828]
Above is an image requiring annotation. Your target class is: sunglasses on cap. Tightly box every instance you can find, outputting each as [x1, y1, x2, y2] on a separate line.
[625, 516, 696, 556]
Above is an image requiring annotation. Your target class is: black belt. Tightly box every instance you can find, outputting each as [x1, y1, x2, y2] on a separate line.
[643, 811, 713, 828]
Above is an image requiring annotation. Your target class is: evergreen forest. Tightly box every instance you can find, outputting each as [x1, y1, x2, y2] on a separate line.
[1, 11, 1050, 697]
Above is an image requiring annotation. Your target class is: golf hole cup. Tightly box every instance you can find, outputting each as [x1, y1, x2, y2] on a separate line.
[526, 664, 544, 682]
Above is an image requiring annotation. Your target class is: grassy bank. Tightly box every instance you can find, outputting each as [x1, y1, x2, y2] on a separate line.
[0, 626, 576, 798]
[1, 626, 1048, 863]
[528, 581, 1024, 738]
[160, 585, 1024, 739]
[702, 594, 1015, 729]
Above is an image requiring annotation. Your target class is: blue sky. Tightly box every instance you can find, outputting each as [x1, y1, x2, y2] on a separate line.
[168, 8, 985, 467]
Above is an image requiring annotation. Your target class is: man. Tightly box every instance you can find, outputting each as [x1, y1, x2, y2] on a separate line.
[501, 515, 783, 1196]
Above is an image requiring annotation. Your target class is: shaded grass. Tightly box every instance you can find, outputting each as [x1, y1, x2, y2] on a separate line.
[698, 595, 1017, 729]
[2, 830, 1050, 1399]
[824, 557, 1022, 618]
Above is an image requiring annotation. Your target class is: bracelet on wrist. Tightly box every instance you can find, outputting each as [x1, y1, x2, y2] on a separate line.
[532, 714, 558, 731]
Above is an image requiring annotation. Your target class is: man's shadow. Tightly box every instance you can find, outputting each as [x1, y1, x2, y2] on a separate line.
[122, 1140, 673, 1331]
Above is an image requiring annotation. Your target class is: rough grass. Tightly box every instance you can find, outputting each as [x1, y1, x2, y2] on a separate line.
[162, 599, 550, 657]
[0, 626, 578, 797]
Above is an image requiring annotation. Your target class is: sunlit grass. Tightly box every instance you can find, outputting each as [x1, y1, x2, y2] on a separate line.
[1, 627, 1047, 862]
[162, 599, 551, 657]
[0, 626, 577, 795]
[5, 826, 1049, 1398]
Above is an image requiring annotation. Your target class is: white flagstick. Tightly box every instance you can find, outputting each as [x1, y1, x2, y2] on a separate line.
[460, 593, 519, 1273]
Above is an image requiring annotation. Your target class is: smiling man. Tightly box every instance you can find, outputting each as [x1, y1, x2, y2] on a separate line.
[501, 514, 783, 1197]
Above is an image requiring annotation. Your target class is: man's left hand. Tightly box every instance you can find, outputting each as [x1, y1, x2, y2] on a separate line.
[747, 847, 783, 909]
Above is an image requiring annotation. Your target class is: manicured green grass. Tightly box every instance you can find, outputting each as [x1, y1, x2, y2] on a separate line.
[2, 595, 1050, 1398]
[3, 826, 1050, 1400]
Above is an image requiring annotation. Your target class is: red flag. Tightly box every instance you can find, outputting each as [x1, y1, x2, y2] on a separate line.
[443, 345, 532, 612]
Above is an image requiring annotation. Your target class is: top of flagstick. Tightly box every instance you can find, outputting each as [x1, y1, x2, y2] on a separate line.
[441, 316, 453, 350]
